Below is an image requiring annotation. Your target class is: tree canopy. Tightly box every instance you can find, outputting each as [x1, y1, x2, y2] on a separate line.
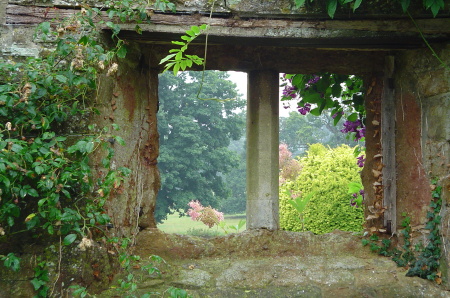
[156, 71, 246, 222]
[280, 111, 354, 156]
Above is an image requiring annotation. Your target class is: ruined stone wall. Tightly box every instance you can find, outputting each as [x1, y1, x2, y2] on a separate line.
[91, 44, 160, 235]
[392, 44, 450, 283]
[1, 0, 449, 242]
[393, 45, 449, 226]
[0, 0, 161, 236]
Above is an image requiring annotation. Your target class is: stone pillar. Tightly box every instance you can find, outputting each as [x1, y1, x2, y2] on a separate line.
[0, 0, 6, 25]
[246, 70, 279, 230]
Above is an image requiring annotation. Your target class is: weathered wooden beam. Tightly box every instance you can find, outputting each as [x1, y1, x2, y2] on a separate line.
[144, 44, 385, 74]
[381, 56, 397, 234]
[6, 4, 450, 37]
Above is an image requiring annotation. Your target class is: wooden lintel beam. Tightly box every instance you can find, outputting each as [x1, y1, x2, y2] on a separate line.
[6, 4, 450, 36]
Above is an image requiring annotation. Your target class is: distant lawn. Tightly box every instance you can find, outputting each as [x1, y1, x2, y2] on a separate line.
[158, 212, 246, 237]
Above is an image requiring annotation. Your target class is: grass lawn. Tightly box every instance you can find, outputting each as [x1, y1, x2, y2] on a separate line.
[158, 212, 246, 237]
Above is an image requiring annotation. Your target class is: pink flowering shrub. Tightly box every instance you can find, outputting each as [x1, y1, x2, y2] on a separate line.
[187, 200, 224, 228]
[279, 143, 302, 184]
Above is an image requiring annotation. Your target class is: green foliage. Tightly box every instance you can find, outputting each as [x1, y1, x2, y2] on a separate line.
[288, 192, 313, 214]
[279, 112, 353, 156]
[287, 192, 313, 231]
[406, 182, 443, 281]
[0, 5, 133, 246]
[156, 71, 246, 222]
[280, 144, 364, 234]
[363, 215, 416, 267]
[282, 73, 365, 128]
[0, 253, 20, 271]
[291, 0, 445, 18]
[348, 181, 364, 207]
[165, 286, 191, 298]
[220, 142, 246, 214]
[362, 181, 443, 283]
[0, 1, 155, 296]
[108, 238, 166, 297]
[159, 25, 209, 76]
[218, 219, 246, 234]
[186, 227, 221, 238]
[153, 0, 177, 12]
[31, 259, 49, 298]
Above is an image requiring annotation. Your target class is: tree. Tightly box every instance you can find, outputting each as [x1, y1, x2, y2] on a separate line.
[220, 136, 247, 214]
[280, 111, 353, 156]
[156, 71, 246, 222]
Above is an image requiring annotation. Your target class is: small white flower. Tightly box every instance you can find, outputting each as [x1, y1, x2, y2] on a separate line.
[107, 63, 118, 76]
[77, 237, 93, 251]
[71, 58, 84, 70]
[5, 122, 11, 131]
[0, 227, 5, 236]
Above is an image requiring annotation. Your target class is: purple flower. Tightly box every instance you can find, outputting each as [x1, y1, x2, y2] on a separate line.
[340, 119, 365, 141]
[356, 155, 365, 168]
[308, 75, 320, 84]
[282, 85, 297, 99]
[350, 189, 364, 207]
[340, 119, 361, 133]
[298, 103, 311, 115]
[355, 127, 365, 141]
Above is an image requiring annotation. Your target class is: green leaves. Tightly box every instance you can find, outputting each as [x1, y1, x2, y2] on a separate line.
[326, 0, 337, 18]
[288, 192, 313, 214]
[279, 144, 364, 234]
[160, 25, 209, 76]
[63, 233, 77, 245]
[425, 0, 444, 17]
[294, 0, 307, 9]
[353, 0, 363, 11]
[1, 253, 20, 272]
[116, 45, 128, 59]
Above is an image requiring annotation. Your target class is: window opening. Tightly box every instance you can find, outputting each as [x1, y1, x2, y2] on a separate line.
[278, 73, 366, 235]
[156, 70, 247, 238]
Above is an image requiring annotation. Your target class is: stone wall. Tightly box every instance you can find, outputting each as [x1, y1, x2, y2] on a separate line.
[1, 0, 450, 290]
[393, 44, 450, 283]
[91, 43, 160, 234]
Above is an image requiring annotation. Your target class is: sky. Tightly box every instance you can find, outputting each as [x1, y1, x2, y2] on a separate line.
[227, 71, 297, 117]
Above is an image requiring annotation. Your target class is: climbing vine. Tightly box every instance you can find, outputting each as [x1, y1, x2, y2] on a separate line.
[362, 179, 443, 283]
[293, 0, 446, 18]
[0, 1, 186, 296]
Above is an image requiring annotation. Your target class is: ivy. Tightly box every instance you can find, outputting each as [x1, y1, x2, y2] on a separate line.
[406, 180, 443, 282]
[362, 179, 443, 284]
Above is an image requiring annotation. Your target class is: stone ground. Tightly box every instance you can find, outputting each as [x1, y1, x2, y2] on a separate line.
[98, 229, 450, 297]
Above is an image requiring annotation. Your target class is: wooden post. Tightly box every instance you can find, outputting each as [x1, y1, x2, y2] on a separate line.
[381, 56, 397, 234]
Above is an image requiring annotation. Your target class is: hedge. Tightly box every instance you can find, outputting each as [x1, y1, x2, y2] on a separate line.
[279, 144, 364, 234]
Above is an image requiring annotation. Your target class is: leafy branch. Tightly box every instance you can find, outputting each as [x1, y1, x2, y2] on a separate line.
[293, 0, 445, 19]
[159, 24, 209, 76]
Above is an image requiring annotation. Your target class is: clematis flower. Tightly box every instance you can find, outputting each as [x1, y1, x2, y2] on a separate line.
[298, 103, 311, 115]
[356, 155, 365, 168]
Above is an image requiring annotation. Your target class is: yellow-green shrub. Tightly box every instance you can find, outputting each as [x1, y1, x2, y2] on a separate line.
[279, 144, 364, 234]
